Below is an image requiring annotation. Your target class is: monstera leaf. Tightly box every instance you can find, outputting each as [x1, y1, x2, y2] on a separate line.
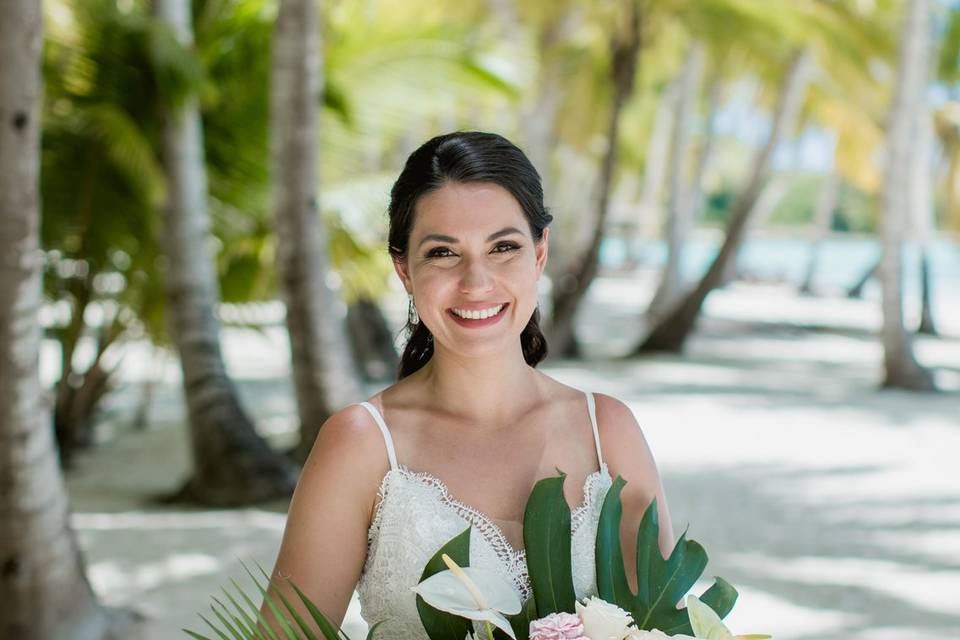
[416, 527, 474, 640]
[523, 473, 578, 618]
[596, 476, 739, 636]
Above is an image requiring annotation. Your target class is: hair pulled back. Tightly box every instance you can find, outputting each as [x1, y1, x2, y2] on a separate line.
[387, 131, 553, 379]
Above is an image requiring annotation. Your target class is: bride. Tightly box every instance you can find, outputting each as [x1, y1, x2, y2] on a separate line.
[261, 131, 674, 638]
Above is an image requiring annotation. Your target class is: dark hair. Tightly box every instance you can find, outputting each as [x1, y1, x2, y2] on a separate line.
[388, 131, 553, 379]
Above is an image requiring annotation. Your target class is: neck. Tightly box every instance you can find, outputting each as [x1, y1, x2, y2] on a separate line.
[415, 342, 545, 429]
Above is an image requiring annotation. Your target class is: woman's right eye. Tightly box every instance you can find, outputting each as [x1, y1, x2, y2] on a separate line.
[425, 247, 455, 259]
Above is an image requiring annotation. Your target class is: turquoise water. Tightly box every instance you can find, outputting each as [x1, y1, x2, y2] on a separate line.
[601, 235, 960, 298]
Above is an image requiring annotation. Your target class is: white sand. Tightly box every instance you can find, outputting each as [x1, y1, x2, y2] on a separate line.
[61, 276, 960, 639]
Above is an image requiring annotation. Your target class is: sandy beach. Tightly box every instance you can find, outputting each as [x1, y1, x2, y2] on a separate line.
[60, 273, 960, 640]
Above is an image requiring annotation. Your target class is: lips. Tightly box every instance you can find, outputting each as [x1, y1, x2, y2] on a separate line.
[448, 300, 509, 311]
[446, 302, 509, 328]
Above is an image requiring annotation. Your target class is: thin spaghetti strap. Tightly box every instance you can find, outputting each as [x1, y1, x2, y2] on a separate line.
[584, 391, 605, 468]
[359, 401, 399, 471]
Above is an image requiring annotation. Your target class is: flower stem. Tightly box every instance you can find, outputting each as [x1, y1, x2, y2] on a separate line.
[485, 621, 495, 640]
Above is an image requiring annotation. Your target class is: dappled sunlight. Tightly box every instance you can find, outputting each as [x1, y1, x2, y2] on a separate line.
[72, 507, 287, 637]
[715, 584, 860, 639]
[72, 509, 286, 531]
[727, 554, 960, 617]
[89, 553, 223, 596]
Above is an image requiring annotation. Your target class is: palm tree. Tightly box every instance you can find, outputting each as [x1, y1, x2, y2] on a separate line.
[635, 48, 812, 353]
[548, 0, 642, 357]
[878, 0, 935, 390]
[799, 168, 839, 295]
[912, 103, 937, 336]
[646, 42, 705, 319]
[155, 0, 298, 504]
[634, 77, 678, 235]
[271, 0, 363, 462]
[0, 1, 113, 635]
[40, 0, 175, 463]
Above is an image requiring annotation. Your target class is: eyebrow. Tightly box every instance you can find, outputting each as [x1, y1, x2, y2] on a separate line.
[417, 226, 525, 248]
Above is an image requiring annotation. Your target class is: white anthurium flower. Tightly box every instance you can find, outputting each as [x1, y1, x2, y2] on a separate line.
[686, 595, 771, 640]
[411, 554, 522, 640]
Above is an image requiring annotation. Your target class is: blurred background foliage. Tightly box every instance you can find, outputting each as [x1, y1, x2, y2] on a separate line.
[36, 0, 960, 452]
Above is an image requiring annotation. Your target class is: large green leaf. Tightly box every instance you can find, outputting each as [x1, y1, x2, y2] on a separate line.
[595, 476, 633, 606]
[595, 475, 739, 635]
[416, 527, 473, 640]
[523, 474, 576, 617]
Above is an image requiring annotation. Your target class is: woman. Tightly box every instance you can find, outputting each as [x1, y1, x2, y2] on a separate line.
[262, 131, 674, 638]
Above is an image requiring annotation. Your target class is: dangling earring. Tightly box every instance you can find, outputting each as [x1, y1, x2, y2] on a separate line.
[407, 293, 419, 325]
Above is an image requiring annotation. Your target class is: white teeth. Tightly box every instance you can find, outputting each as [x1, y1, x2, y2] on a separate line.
[452, 304, 504, 320]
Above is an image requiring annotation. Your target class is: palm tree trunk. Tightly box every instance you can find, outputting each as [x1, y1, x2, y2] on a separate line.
[0, 3, 110, 636]
[879, 0, 934, 390]
[800, 168, 839, 295]
[346, 297, 399, 381]
[520, 15, 566, 197]
[635, 76, 678, 228]
[634, 48, 812, 354]
[548, 0, 642, 357]
[847, 257, 878, 298]
[271, 0, 363, 462]
[155, 0, 298, 504]
[691, 77, 722, 219]
[648, 43, 705, 319]
[720, 176, 789, 284]
[912, 102, 937, 336]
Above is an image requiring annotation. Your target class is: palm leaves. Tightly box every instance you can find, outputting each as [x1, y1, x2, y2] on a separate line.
[184, 562, 383, 640]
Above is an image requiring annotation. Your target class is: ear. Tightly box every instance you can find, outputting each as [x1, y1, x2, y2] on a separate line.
[535, 228, 549, 278]
[393, 256, 413, 294]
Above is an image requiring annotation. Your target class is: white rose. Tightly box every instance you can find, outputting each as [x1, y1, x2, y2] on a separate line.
[623, 628, 696, 640]
[575, 597, 634, 640]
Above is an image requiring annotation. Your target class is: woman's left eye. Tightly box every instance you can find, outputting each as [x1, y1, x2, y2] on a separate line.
[492, 242, 520, 253]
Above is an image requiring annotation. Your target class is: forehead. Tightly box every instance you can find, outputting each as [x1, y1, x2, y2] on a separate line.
[411, 181, 529, 238]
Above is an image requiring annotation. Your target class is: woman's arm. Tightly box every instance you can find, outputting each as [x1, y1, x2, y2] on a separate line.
[594, 393, 675, 594]
[259, 404, 390, 635]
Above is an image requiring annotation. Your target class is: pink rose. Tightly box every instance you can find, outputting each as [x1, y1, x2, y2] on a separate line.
[529, 612, 587, 640]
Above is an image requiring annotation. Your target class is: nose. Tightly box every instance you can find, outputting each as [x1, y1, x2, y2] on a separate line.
[458, 257, 494, 294]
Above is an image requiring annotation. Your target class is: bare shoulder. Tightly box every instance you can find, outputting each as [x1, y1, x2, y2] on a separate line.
[308, 403, 387, 460]
[591, 393, 660, 478]
[298, 403, 393, 504]
[592, 393, 645, 443]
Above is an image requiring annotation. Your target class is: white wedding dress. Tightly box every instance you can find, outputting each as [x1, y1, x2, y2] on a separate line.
[355, 391, 612, 639]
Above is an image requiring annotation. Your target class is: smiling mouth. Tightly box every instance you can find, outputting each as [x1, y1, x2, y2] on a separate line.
[447, 303, 509, 326]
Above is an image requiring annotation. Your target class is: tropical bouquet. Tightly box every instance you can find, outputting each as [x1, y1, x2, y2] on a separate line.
[185, 473, 768, 640]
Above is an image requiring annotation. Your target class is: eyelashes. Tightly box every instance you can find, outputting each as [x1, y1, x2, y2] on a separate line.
[424, 242, 521, 260]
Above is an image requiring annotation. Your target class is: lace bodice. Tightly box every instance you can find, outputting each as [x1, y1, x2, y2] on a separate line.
[355, 392, 612, 640]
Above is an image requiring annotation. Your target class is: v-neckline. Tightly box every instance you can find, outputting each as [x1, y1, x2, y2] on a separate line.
[374, 463, 611, 559]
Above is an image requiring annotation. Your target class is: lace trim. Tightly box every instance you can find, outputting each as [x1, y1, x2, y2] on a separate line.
[366, 463, 611, 601]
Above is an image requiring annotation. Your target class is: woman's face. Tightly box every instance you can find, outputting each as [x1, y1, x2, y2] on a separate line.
[395, 181, 548, 360]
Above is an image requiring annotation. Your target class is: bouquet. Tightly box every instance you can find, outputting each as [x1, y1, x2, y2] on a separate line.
[185, 473, 768, 640]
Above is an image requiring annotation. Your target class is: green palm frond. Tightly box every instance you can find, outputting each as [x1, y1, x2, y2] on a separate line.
[184, 561, 378, 640]
[79, 103, 166, 206]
